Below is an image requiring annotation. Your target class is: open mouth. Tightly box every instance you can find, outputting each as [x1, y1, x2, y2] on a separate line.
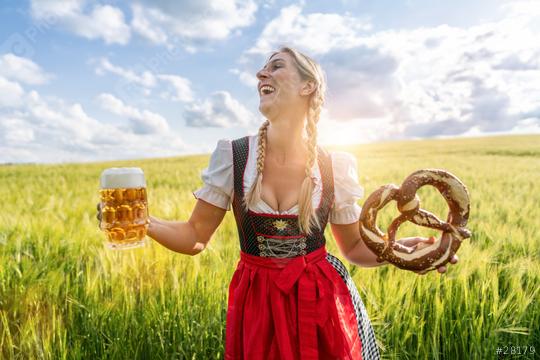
[259, 85, 276, 96]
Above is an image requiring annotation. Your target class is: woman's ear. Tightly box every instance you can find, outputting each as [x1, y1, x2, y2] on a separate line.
[301, 80, 316, 96]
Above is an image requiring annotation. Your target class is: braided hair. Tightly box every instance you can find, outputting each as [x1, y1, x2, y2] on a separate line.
[243, 119, 269, 211]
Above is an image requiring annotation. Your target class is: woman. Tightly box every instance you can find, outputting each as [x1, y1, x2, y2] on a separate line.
[100, 47, 457, 359]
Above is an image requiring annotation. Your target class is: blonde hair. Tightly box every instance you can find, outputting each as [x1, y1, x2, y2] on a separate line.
[244, 47, 327, 235]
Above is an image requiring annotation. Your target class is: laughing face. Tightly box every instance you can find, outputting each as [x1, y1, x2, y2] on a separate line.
[256, 51, 311, 121]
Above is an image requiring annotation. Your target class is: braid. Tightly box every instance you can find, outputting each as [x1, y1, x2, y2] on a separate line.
[243, 120, 269, 210]
[298, 92, 323, 235]
[257, 121, 269, 174]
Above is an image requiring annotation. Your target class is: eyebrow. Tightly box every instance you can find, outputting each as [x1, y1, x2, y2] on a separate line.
[264, 58, 285, 68]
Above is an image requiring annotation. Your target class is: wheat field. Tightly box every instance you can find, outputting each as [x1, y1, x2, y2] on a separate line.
[0, 134, 538, 359]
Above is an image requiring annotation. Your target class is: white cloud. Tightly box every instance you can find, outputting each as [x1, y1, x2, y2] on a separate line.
[501, 0, 540, 18]
[30, 0, 131, 45]
[131, 1, 258, 46]
[94, 58, 156, 87]
[510, 117, 540, 134]
[0, 54, 52, 85]
[130, 4, 168, 45]
[0, 77, 25, 107]
[0, 88, 119, 162]
[0, 86, 186, 163]
[321, 45, 400, 121]
[369, 16, 540, 136]
[229, 68, 258, 87]
[232, 3, 371, 88]
[93, 59, 251, 129]
[241, 1, 540, 141]
[246, 4, 370, 56]
[97, 93, 170, 134]
[30, 0, 82, 19]
[156, 74, 194, 102]
[25, 90, 105, 142]
[93, 58, 194, 102]
[87, 5, 131, 44]
[29, 0, 257, 48]
[184, 91, 253, 127]
[0, 117, 35, 144]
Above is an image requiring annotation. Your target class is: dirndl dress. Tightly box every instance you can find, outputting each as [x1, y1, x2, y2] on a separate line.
[221, 136, 381, 360]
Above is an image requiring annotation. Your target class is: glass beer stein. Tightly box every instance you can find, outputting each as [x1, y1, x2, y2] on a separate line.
[99, 167, 149, 249]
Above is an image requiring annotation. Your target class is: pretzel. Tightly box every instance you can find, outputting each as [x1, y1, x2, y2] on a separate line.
[358, 169, 471, 271]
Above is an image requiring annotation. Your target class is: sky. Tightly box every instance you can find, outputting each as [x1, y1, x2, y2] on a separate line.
[0, 0, 539, 163]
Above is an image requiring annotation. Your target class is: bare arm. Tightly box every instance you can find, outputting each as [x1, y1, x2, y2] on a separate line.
[331, 221, 389, 267]
[147, 199, 226, 256]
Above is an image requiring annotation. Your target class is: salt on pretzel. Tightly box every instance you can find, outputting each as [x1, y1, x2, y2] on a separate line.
[359, 169, 471, 271]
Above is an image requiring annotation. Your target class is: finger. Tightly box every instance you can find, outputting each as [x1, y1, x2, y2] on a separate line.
[397, 237, 417, 247]
[419, 236, 437, 245]
[96, 203, 102, 221]
[400, 237, 427, 247]
[415, 240, 434, 251]
[437, 265, 447, 274]
[450, 255, 459, 264]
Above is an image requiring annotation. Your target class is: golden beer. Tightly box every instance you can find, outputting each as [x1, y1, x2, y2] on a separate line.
[99, 167, 148, 249]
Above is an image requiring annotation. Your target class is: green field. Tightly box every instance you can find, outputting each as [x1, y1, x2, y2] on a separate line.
[1, 134, 539, 359]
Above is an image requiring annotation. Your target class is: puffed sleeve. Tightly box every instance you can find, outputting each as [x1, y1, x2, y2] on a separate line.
[192, 139, 234, 210]
[329, 151, 364, 224]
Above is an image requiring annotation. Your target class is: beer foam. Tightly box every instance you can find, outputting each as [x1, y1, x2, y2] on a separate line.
[100, 167, 146, 189]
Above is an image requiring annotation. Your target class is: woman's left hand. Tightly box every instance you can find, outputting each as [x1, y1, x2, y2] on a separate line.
[396, 236, 459, 275]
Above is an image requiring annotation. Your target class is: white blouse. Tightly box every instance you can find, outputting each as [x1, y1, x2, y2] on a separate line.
[193, 135, 364, 224]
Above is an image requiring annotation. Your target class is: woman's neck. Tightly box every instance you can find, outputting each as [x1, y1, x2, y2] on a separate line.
[265, 116, 307, 164]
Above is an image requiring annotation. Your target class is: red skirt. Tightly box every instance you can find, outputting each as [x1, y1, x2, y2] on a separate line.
[224, 246, 363, 359]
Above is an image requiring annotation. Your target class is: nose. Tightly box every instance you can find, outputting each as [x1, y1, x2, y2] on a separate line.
[256, 67, 270, 80]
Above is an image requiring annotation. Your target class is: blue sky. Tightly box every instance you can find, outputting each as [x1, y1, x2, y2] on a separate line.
[0, 0, 539, 163]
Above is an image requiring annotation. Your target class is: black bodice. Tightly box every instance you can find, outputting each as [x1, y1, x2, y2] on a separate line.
[231, 136, 335, 257]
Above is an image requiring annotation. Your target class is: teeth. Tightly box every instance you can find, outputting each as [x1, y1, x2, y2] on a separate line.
[260, 85, 275, 95]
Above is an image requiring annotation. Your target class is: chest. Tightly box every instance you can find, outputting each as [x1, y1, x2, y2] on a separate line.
[260, 159, 307, 213]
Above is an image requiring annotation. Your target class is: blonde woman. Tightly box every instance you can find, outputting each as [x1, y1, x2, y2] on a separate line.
[103, 47, 457, 359]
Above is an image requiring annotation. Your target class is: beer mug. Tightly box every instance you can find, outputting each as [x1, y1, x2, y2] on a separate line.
[99, 167, 149, 249]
